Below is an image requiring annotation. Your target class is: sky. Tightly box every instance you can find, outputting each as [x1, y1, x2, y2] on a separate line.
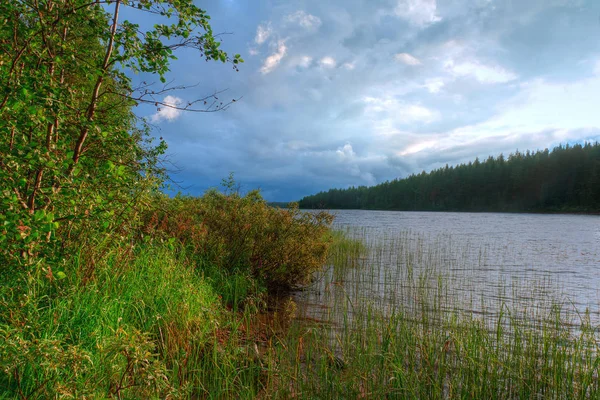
[135, 0, 600, 201]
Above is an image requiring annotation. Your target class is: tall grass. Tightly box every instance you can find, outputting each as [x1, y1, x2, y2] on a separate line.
[276, 229, 600, 398]
[0, 243, 262, 398]
[2, 226, 599, 398]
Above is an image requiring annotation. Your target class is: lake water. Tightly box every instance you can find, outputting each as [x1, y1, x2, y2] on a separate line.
[295, 210, 600, 328]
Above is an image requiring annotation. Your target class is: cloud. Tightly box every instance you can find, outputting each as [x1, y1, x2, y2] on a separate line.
[401, 74, 600, 161]
[427, 40, 517, 85]
[332, 143, 377, 185]
[319, 56, 337, 69]
[445, 59, 518, 84]
[154, 0, 600, 200]
[394, 0, 442, 27]
[399, 140, 439, 156]
[480, 77, 600, 133]
[150, 95, 183, 123]
[400, 104, 439, 123]
[260, 40, 287, 74]
[285, 10, 322, 30]
[254, 23, 272, 45]
[395, 52, 422, 66]
[364, 95, 439, 132]
[336, 143, 356, 159]
[291, 55, 313, 68]
[423, 78, 445, 93]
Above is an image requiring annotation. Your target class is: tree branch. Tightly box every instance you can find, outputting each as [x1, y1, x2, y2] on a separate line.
[69, 0, 121, 171]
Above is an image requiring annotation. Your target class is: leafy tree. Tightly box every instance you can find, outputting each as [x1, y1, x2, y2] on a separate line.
[0, 1, 242, 271]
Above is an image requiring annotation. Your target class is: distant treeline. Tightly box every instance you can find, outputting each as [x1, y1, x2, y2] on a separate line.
[298, 142, 600, 213]
[267, 201, 292, 208]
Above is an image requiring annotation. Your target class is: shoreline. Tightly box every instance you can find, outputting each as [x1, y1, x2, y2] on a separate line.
[298, 207, 600, 216]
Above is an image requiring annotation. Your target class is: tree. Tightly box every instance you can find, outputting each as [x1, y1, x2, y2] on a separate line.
[0, 0, 242, 270]
[298, 143, 600, 213]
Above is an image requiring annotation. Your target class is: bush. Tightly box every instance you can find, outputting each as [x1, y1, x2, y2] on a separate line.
[144, 189, 334, 292]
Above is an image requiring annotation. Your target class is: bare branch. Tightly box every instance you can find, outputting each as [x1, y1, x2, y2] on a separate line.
[110, 84, 242, 113]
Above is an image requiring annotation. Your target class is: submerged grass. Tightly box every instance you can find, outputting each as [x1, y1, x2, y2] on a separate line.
[1, 228, 599, 398]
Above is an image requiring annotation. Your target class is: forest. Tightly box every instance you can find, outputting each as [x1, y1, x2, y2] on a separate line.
[299, 142, 600, 213]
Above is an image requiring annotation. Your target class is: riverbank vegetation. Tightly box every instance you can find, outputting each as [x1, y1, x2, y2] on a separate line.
[2, 1, 599, 398]
[0, 1, 334, 396]
[299, 142, 600, 213]
[0, 190, 336, 398]
[284, 230, 600, 398]
[4, 218, 600, 397]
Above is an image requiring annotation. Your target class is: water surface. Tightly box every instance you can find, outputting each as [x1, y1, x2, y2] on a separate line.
[295, 210, 600, 327]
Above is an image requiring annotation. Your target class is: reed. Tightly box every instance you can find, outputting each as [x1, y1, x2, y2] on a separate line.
[269, 228, 600, 398]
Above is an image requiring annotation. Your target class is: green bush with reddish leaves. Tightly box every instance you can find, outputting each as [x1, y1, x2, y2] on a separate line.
[145, 190, 334, 292]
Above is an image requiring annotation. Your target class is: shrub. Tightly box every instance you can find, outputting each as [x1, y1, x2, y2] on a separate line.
[144, 190, 334, 292]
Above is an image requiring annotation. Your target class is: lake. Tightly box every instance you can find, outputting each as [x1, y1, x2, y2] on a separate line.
[295, 210, 600, 329]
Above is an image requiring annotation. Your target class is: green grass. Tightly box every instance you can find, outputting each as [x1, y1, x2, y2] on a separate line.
[1, 229, 599, 398]
[0, 244, 231, 398]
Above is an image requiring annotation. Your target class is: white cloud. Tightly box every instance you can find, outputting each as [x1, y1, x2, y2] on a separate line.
[395, 53, 422, 66]
[151, 95, 183, 123]
[482, 77, 600, 132]
[285, 10, 322, 30]
[342, 62, 356, 70]
[249, 48, 259, 56]
[406, 75, 600, 158]
[423, 78, 445, 93]
[434, 41, 517, 84]
[254, 23, 272, 45]
[395, 0, 441, 27]
[319, 56, 337, 68]
[402, 104, 439, 122]
[290, 55, 313, 69]
[334, 143, 377, 185]
[298, 55, 313, 68]
[336, 143, 356, 159]
[260, 40, 287, 74]
[445, 60, 517, 84]
[364, 95, 439, 128]
[399, 140, 439, 156]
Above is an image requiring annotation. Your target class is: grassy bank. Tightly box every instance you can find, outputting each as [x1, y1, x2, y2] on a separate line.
[0, 191, 334, 398]
[2, 206, 599, 398]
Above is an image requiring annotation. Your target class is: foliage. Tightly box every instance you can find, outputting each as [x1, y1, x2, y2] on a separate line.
[261, 230, 600, 399]
[0, 326, 94, 398]
[144, 189, 335, 292]
[0, 243, 221, 398]
[299, 142, 600, 212]
[0, 1, 374, 398]
[0, 0, 242, 271]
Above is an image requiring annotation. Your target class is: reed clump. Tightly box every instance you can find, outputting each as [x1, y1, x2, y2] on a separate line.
[271, 229, 600, 399]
